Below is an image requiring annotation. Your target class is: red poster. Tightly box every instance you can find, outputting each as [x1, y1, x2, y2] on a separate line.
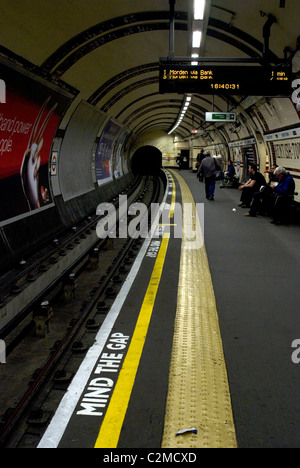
[0, 63, 71, 224]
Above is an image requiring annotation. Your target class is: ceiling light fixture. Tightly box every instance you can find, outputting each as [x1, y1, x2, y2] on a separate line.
[191, 0, 211, 62]
[192, 30, 202, 48]
[194, 0, 206, 20]
[191, 53, 199, 65]
[168, 95, 192, 135]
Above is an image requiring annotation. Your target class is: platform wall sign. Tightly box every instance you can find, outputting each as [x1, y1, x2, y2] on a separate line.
[159, 63, 292, 96]
[205, 112, 236, 122]
[51, 151, 58, 175]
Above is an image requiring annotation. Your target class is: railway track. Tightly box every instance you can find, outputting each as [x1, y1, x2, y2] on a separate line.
[0, 176, 143, 344]
[0, 172, 165, 448]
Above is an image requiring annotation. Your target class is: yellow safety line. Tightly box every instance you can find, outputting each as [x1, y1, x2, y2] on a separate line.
[168, 172, 176, 219]
[162, 170, 237, 449]
[94, 233, 170, 448]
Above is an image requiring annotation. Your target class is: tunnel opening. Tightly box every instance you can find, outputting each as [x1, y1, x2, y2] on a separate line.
[131, 146, 162, 176]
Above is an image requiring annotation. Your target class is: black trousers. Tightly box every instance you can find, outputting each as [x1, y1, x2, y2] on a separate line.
[240, 187, 254, 207]
[249, 187, 275, 216]
[204, 175, 216, 199]
[272, 195, 293, 223]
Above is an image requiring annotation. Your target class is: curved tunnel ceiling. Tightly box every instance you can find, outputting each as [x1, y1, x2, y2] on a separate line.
[0, 0, 298, 141]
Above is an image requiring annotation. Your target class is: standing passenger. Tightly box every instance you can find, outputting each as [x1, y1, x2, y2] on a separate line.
[176, 154, 182, 171]
[197, 152, 222, 200]
[196, 149, 205, 180]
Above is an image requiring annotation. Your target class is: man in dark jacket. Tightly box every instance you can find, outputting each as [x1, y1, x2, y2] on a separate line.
[197, 152, 221, 200]
[271, 166, 295, 224]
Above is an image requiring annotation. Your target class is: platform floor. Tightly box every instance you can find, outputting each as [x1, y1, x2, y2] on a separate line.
[38, 169, 300, 449]
[187, 170, 300, 448]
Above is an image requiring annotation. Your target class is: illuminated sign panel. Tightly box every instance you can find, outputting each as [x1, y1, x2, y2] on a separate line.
[206, 112, 236, 122]
[159, 63, 291, 96]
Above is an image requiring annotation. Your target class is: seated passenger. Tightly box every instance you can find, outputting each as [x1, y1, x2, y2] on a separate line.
[266, 164, 279, 184]
[238, 164, 266, 208]
[245, 164, 279, 217]
[270, 166, 295, 224]
[220, 160, 235, 187]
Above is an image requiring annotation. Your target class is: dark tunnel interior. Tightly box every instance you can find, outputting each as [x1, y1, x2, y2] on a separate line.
[131, 146, 162, 176]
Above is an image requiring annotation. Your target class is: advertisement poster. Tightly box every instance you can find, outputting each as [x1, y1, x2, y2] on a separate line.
[0, 63, 71, 225]
[242, 145, 257, 178]
[95, 119, 122, 186]
[229, 139, 257, 181]
[231, 146, 242, 179]
[114, 128, 130, 179]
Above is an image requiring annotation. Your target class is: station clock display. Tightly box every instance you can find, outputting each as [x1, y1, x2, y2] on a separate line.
[159, 62, 291, 96]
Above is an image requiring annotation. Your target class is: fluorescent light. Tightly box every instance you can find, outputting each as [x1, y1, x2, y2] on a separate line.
[191, 53, 199, 65]
[169, 96, 193, 135]
[194, 0, 205, 20]
[192, 30, 202, 48]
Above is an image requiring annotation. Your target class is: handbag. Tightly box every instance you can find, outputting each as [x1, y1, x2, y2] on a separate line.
[213, 158, 223, 181]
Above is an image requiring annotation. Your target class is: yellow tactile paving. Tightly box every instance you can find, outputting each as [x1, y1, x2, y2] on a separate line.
[162, 170, 237, 449]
